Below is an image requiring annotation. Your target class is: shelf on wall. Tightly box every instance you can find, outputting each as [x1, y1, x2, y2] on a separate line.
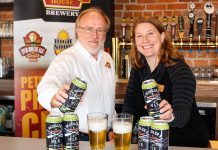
[0, 2, 13, 11]
[0, 37, 13, 39]
[0, 129, 15, 136]
[0, 79, 14, 98]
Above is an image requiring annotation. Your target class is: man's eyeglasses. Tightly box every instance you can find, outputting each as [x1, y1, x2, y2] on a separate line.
[78, 26, 106, 36]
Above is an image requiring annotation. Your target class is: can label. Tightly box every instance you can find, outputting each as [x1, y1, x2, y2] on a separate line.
[60, 94, 80, 113]
[138, 116, 154, 150]
[60, 77, 87, 113]
[46, 114, 63, 150]
[150, 120, 169, 150]
[63, 113, 79, 150]
[142, 79, 161, 119]
[70, 77, 87, 99]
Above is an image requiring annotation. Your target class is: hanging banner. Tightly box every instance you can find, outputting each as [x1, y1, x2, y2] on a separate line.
[14, 0, 113, 138]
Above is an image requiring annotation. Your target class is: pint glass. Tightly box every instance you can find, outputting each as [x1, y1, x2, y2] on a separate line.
[112, 113, 133, 150]
[87, 112, 108, 150]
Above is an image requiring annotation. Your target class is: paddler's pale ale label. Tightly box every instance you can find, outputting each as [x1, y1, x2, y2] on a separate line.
[63, 112, 79, 150]
[138, 116, 154, 150]
[59, 77, 87, 113]
[150, 120, 169, 150]
[46, 114, 63, 150]
[142, 79, 161, 119]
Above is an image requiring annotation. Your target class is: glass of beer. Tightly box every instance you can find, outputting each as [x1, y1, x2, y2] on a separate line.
[87, 112, 108, 150]
[112, 113, 133, 150]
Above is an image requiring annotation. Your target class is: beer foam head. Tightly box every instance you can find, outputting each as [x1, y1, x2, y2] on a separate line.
[113, 122, 132, 134]
[88, 119, 107, 132]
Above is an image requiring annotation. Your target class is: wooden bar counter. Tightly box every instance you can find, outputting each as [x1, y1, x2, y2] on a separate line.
[0, 136, 213, 150]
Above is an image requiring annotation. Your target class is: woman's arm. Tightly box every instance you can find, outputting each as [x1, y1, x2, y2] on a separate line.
[168, 61, 196, 128]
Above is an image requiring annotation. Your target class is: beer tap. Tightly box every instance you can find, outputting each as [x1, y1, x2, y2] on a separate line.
[196, 18, 204, 53]
[120, 17, 128, 78]
[204, 2, 214, 53]
[129, 17, 134, 44]
[170, 16, 177, 45]
[162, 16, 168, 31]
[215, 11, 218, 52]
[121, 17, 127, 43]
[188, 2, 195, 53]
[120, 17, 127, 53]
[178, 15, 184, 51]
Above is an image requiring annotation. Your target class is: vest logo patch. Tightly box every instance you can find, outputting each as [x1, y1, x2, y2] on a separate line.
[158, 84, 164, 92]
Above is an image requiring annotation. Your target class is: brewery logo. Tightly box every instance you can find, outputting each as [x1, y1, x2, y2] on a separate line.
[158, 84, 164, 92]
[19, 31, 47, 62]
[43, 0, 91, 17]
[54, 29, 73, 55]
[105, 62, 111, 69]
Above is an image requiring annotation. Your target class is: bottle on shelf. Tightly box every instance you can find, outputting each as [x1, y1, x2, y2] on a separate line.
[5, 105, 13, 131]
[0, 58, 3, 78]
[0, 105, 6, 131]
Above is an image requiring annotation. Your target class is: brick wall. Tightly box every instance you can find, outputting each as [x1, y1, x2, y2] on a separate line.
[114, 0, 218, 67]
[1, 1, 218, 67]
[0, 7, 13, 58]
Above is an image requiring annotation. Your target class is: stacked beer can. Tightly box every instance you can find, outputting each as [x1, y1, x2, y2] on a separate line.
[138, 79, 169, 150]
[46, 77, 87, 150]
[138, 116, 169, 150]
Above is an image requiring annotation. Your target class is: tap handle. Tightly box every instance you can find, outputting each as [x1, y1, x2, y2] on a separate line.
[129, 17, 134, 41]
[188, 2, 195, 38]
[170, 16, 177, 41]
[121, 17, 127, 40]
[206, 14, 212, 38]
[216, 11, 218, 36]
[178, 15, 184, 32]
[188, 11, 195, 38]
[178, 15, 184, 40]
[196, 18, 204, 36]
[204, 2, 214, 39]
[162, 16, 168, 31]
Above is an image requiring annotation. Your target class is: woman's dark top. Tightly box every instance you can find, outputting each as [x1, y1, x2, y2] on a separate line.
[122, 58, 209, 147]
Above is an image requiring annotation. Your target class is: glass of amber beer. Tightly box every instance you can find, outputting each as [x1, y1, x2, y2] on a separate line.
[112, 113, 133, 150]
[87, 112, 108, 150]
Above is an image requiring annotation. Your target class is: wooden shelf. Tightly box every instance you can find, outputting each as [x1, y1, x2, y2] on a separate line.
[116, 79, 218, 100]
[0, 129, 15, 136]
[0, 79, 14, 97]
[0, 37, 13, 39]
[0, 2, 13, 11]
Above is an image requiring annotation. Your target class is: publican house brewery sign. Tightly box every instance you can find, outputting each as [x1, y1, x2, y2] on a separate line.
[43, 0, 91, 17]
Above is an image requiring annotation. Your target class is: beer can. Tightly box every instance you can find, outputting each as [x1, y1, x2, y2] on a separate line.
[141, 79, 161, 119]
[46, 114, 63, 150]
[63, 112, 79, 150]
[60, 77, 87, 113]
[150, 120, 169, 150]
[138, 116, 154, 150]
